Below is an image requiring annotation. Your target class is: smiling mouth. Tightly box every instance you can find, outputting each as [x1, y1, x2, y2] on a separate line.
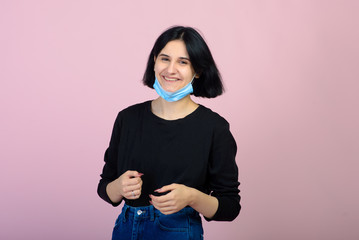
[163, 76, 180, 82]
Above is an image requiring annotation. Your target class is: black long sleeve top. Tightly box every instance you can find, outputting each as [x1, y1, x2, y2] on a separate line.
[97, 101, 241, 221]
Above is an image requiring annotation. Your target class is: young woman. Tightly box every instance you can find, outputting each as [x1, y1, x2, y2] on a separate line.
[97, 26, 241, 240]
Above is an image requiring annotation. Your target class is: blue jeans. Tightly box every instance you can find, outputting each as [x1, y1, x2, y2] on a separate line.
[112, 204, 204, 240]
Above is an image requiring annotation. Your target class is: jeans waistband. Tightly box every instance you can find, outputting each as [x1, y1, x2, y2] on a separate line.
[121, 203, 198, 222]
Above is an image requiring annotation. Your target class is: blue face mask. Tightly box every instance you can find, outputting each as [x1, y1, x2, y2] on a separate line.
[153, 74, 196, 102]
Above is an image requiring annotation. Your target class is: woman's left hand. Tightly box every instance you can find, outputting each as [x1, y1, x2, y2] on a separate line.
[149, 184, 194, 215]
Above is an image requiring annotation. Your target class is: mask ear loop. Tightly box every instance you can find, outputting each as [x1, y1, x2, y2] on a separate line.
[190, 73, 197, 84]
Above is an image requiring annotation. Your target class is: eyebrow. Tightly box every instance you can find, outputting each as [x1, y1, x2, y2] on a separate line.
[158, 53, 190, 61]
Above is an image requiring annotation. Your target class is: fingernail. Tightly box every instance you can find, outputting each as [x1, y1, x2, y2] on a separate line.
[154, 188, 160, 192]
[138, 173, 144, 176]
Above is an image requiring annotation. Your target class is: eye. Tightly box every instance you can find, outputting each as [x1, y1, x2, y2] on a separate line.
[179, 60, 188, 65]
[160, 57, 170, 62]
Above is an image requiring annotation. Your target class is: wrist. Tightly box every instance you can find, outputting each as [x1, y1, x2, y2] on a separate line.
[188, 187, 198, 207]
[106, 180, 123, 203]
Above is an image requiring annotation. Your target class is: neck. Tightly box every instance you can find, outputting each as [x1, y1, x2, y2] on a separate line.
[151, 95, 198, 120]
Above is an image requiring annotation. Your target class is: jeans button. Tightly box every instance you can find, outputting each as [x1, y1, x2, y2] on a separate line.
[137, 210, 143, 215]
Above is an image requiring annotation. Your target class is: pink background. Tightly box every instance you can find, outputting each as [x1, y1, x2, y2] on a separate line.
[1, 0, 358, 239]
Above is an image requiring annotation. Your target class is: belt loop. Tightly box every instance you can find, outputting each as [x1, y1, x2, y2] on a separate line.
[150, 205, 155, 221]
[122, 204, 129, 223]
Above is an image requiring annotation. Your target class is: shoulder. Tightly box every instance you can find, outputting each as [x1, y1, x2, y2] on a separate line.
[112, 101, 150, 126]
[117, 101, 150, 118]
[198, 105, 230, 128]
[199, 106, 237, 150]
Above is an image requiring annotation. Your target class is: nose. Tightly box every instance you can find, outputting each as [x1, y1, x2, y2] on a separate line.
[167, 61, 177, 74]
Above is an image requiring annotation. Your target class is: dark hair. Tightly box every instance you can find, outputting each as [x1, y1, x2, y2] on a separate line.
[142, 26, 223, 98]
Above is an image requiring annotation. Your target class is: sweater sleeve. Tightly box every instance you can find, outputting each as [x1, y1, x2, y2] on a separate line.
[205, 118, 241, 221]
[97, 113, 122, 207]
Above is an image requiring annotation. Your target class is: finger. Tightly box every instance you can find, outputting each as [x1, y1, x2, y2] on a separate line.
[152, 201, 173, 209]
[159, 208, 177, 215]
[152, 203, 177, 215]
[124, 177, 142, 186]
[132, 189, 142, 199]
[125, 170, 144, 178]
[155, 183, 177, 193]
[124, 183, 142, 193]
[124, 190, 134, 199]
[150, 199, 168, 210]
[126, 189, 142, 199]
[149, 194, 171, 204]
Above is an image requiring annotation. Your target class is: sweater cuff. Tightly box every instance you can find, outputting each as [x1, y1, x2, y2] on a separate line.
[97, 181, 122, 207]
[204, 196, 241, 222]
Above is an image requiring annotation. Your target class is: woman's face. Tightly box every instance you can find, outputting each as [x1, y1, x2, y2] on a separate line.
[154, 40, 196, 93]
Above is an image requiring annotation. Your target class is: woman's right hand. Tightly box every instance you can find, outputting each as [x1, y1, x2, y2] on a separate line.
[106, 170, 143, 203]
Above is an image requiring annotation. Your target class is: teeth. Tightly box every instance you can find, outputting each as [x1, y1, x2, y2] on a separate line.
[164, 76, 178, 81]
